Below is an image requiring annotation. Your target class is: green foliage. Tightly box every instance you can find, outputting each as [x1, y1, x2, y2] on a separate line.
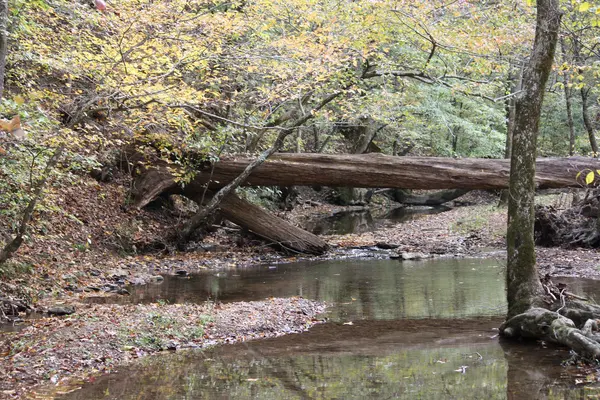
[0, 260, 33, 278]
[237, 186, 283, 210]
[119, 310, 211, 351]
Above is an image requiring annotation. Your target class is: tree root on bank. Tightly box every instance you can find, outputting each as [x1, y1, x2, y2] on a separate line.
[501, 295, 600, 360]
[501, 306, 600, 359]
[0, 296, 30, 322]
[535, 189, 600, 248]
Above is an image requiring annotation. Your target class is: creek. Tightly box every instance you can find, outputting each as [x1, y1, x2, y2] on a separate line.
[61, 258, 600, 399]
[301, 206, 450, 235]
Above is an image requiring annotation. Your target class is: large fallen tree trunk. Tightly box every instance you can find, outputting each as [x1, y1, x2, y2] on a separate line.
[176, 154, 598, 190]
[130, 163, 329, 255]
[215, 193, 328, 254]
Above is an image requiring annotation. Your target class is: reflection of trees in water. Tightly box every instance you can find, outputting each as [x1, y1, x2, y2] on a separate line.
[303, 206, 450, 235]
[116, 259, 507, 321]
[60, 319, 591, 400]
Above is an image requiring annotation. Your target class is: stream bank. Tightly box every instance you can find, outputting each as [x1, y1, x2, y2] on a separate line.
[0, 297, 325, 399]
[1, 190, 600, 398]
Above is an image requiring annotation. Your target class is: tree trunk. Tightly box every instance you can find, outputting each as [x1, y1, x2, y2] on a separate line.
[0, 147, 64, 265]
[215, 193, 329, 255]
[499, 63, 524, 206]
[0, 0, 8, 101]
[506, 0, 561, 319]
[169, 153, 600, 192]
[581, 87, 599, 155]
[561, 38, 576, 156]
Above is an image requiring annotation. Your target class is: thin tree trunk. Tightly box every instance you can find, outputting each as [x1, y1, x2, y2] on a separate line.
[0, 0, 7, 101]
[0, 146, 64, 265]
[179, 91, 342, 242]
[561, 38, 576, 156]
[581, 87, 599, 155]
[499, 65, 521, 207]
[506, 0, 561, 319]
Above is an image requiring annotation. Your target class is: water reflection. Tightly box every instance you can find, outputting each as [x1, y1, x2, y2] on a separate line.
[89, 258, 507, 321]
[58, 319, 590, 400]
[65, 258, 600, 400]
[302, 206, 450, 235]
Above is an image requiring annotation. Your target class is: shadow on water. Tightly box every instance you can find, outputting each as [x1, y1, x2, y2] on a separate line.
[302, 206, 450, 235]
[63, 258, 600, 399]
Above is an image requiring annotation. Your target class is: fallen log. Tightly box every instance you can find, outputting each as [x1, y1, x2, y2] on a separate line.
[216, 193, 329, 255]
[184, 154, 599, 190]
[130, 164, 329, 255]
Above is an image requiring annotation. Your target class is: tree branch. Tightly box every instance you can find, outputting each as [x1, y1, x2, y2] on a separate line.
[0, 146, 64, 265]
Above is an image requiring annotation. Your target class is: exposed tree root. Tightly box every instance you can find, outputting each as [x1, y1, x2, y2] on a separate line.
[535, 189, 600, 248]
[0, 296, 30, 322]
[501, 279, 600, 361]
[501, 306, 600, 359]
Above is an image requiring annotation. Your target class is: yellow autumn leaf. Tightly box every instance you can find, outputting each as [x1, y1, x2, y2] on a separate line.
[585, 171, 595, 185]
[580, 2, 591, 12]
[13, 95, 25, 105]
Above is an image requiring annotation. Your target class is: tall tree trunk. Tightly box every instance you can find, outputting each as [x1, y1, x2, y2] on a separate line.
[560, 38, 576, 156]
[581, 87, 599, 155]
[499, 63, 523, 206]
[506, 0, 561, 319]
[0, 0, 8, 101]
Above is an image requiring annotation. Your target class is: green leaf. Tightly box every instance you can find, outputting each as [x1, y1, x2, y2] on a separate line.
[586, 171, 595, 185]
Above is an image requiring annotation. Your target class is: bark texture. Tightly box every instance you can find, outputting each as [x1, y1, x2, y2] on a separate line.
[130, 161, 329, 255]
[506, 0, 561, 319]
[180, 153, 599, 191]
[217, 193, 329, 254]
[0, 0, 7, 101]
[581, 88, 599, 155]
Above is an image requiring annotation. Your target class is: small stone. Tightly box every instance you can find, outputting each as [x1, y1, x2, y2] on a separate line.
[375, 242, 400, 249]
[47, 305, 75, 316]
[399, 252, 432, 260]
[128, 277, 145, 286]
[149, 275, 164, 282]
[84, 286, 101, 292]
[103, 284, 119, 292]
[175, 270, 189, 276]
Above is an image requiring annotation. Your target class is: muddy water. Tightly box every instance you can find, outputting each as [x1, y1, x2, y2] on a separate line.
[64, 259, 600, 399]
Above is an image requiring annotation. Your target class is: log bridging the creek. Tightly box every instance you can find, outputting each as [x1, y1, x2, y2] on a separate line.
[187, 154, 598, 190]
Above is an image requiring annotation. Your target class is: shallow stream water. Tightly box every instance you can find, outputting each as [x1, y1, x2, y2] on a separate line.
[61, 258, 600, 399]
[302, 206, 450, 235]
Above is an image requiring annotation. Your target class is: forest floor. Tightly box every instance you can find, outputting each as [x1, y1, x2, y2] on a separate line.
[0, 177, 598, 398]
